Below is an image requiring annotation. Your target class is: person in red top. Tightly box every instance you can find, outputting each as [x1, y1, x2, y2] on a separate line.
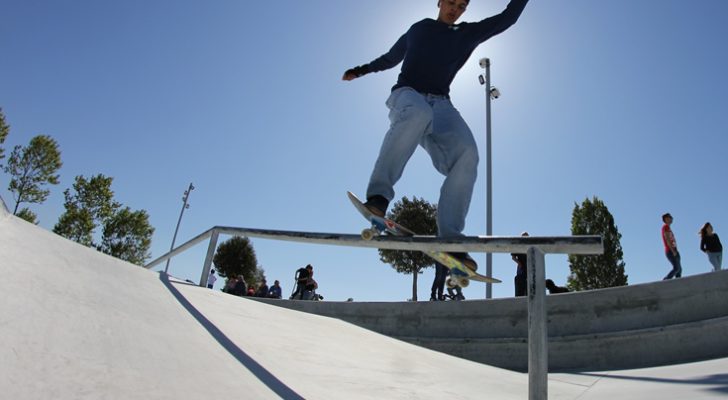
[661, 213, 682, 279]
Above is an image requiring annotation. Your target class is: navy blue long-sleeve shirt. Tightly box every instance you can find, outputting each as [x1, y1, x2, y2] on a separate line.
[363, 0, 528, 96]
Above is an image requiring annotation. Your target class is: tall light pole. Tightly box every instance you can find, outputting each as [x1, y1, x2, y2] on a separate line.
[164, 182, 195, 274]
[479, 58, 499, 299]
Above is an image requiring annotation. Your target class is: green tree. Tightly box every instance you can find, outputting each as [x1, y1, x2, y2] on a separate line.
[4, 135, 62, 215]
[54, 174, 120, 246]
[213, 236, 260, 287]
[54, 174, 154, 265]
[0, 108, 9, 162]
[378, 196, 438, 301]
[568, 196, 628, 290]
[99, 207, 154, 265]
[15, 207, 38, 225]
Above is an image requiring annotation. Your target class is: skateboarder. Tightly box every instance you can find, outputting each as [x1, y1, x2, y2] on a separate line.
[343, 0, 529, 271]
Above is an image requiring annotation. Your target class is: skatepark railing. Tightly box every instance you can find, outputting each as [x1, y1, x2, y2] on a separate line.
[0, 194, 9, 215]
[144, 226, 603, 400]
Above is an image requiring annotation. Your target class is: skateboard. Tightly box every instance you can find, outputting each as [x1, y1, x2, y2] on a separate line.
[347, 191, 501, 287]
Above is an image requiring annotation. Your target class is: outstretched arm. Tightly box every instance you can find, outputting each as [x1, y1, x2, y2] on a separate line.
[469, 0, 529, 43]
[342, 33, 407, 81]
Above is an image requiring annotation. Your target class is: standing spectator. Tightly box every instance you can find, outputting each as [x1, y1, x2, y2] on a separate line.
[207, 269, 217, 289]
[430, 262, 447, 301]
[661, 213, 682, 280]
[511, 232, 529, 297]
[699, 222, 723, 271]
[268, 280, 283, 299]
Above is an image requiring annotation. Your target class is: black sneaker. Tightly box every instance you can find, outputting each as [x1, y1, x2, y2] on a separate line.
[364, 195, 388, 218]
[450, 252, 478, 272]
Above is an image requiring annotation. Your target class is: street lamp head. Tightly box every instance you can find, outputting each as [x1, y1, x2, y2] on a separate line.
[489, 86, 500, 99]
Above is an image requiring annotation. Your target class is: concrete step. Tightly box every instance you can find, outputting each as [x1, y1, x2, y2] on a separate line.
[400, 314, 728, 371]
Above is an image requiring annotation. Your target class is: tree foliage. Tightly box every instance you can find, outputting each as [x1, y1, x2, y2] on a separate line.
[15, 207, 38, 225]
[0, 107, 9, 162]
[4, 134, 62, 215]
[568, 196, 628, 290]
[54, 175, 119, 246]
[378, 196, 438, 301]
[54, 174, 154, 265]
[99, 207, 154, 265]
[213, 236, 260, 287]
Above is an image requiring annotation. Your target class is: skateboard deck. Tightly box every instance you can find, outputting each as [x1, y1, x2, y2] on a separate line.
[347, 191, 501, 286]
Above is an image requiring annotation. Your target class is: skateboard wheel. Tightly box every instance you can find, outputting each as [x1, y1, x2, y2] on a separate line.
[361, 228, 376, 241]
[459, 278, 470, 288]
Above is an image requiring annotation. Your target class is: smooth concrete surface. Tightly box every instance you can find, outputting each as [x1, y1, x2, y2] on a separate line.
[255, 268, 728, 371]
[2, 209, 728, 399]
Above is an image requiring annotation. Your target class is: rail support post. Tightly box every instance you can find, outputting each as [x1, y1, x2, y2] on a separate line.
[199, 230, 220, 287]
[527, 246, 547, 400]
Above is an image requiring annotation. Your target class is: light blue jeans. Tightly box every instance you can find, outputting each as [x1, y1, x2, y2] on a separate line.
[707, 252, 722, 271]
[367, 87, 478, 237]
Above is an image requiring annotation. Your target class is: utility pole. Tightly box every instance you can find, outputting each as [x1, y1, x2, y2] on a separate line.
[164, 182, 194, 274]
[479, 58, 500, 299]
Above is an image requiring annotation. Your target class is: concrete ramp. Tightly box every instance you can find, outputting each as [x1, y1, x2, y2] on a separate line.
[1, 207, 727, 399]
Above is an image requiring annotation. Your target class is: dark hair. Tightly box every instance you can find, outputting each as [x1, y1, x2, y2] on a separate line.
[662, 213, 672, 222]
[699, 222, 712, 238]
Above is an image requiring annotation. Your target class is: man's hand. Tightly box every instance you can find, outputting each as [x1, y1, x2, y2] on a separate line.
[342, 70, 358, 81]
[342, 65, 368, 81]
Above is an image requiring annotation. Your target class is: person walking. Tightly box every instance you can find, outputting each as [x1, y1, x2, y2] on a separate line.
[699, 222, 723, 271]
[343, 0, 529, 272]
[662, 213, 683, 279]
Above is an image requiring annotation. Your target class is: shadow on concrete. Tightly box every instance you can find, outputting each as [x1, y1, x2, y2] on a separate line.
[577, 372, 728, 395]
[159, 272, 304, 400]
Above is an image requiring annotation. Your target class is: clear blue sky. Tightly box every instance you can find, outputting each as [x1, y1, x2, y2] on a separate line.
[2, 0, 727, 301]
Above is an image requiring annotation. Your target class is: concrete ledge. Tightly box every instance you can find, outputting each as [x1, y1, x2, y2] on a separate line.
[404, 315, 728, 372]
[252, 270, 728, 371]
